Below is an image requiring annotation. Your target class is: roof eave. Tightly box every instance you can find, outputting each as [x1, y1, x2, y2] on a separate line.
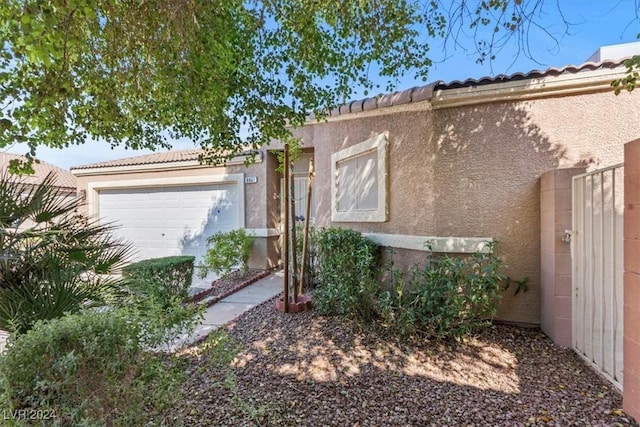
[71, 152, 262, 177]
[431, 66, 628, 109]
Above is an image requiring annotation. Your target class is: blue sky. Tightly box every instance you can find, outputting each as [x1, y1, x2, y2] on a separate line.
[5, 0, 640, 170]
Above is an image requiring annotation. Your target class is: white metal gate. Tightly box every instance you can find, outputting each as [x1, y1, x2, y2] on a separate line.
[572, 163, 624, 388]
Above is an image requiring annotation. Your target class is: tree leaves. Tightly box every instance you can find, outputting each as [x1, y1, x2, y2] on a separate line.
[1, 1, 559, 162]
[612, 54, 640, 95]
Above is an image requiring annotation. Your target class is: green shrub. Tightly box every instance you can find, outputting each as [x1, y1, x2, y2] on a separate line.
[380, 243, 506, 339]
[122, 255, 195, 304]
[123, 293, 204, 353]
[200, 229, 255, 278]
[120, 256, 203, 352]
[313, 229, 507, 339]
[0, 309, 185, 426]
[314, 227, 379, 320]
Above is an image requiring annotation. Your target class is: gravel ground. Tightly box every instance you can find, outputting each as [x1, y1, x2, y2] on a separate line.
[168, 296, 637, 426]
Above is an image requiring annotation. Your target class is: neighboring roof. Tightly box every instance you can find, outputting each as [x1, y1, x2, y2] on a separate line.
[322, 58, 627, 118]
[71, 149, 203, 170]
[587, 41, 640, 63]
[0, 152, 77, 190]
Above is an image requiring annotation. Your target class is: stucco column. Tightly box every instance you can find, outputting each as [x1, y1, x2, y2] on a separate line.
[624, 139, 640, 421]
[540, 168, 584, 347]
[248, 151, 282, 269]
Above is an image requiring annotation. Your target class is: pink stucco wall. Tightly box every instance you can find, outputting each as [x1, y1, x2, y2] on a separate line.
[624, 139, 640, 421]
[289, 88, 639, 324]
[540, 168, 584, 347]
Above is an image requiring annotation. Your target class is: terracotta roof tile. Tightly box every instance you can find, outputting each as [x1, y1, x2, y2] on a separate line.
[411, 83, 437, 102]
[362, 97, 378, 111]
[324, 59, 627, 118]
[435, 59, 626, 90]
[0, 153, 76, 190]
[71, 148, 258, 170]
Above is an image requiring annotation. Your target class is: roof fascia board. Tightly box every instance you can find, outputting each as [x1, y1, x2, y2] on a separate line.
[431, 67, 628, 109]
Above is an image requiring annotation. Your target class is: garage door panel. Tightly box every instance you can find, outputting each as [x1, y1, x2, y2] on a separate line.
[99, 183, 241, 262]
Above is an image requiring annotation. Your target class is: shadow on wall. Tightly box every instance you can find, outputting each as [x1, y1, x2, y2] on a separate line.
[430, 101, 585, 323]
[179, 191, 237, 266]
[291, 99, 605, 324]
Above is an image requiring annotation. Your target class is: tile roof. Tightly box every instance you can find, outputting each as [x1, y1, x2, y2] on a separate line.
[0, 152, 76, 190]
[437, 59, 627, 89]
[322, 58, 627, 118]
[71, 148, 257, 170]
[71, 149, 203, 170]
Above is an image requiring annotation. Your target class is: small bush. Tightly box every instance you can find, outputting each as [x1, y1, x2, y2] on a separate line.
[314, 227, 379, 320]
[122, 255, 195, 304]
[200, 229, 255, 278]
[380, 243, 506, 339]
[0, 309, 185, 425]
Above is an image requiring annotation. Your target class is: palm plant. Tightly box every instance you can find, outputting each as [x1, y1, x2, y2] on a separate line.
[0, 171, 133, 334]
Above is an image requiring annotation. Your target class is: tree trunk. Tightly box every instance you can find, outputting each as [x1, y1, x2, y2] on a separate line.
[299, 157, 314, 295]
[289, 159, 298, 302]
[282, 145, 290, 312]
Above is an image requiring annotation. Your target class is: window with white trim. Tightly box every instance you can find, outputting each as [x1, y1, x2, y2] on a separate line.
[331, 132, 388, 222]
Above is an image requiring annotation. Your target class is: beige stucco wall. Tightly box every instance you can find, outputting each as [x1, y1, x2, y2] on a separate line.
[74, 159, 279, 269]
[288, 88, 639, 324]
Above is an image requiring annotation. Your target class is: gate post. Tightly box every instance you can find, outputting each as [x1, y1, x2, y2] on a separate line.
[540, 168, 584, 347]
[624, 139, 640, 420]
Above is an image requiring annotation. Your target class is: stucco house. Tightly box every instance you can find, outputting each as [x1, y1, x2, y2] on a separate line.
[288, 57, 638, 321]
[282, 51, 639, 416]
[70, 47, 640, 415]
[73, 53, 638, 326]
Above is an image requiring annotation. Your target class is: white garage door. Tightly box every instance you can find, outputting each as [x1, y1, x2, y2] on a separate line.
[99, 183, 241, 263]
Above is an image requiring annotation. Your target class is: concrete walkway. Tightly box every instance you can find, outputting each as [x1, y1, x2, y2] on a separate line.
[169, 272, 283, 351]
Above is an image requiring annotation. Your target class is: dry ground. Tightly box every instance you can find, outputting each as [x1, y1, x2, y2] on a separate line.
[165, 293, 637, 427]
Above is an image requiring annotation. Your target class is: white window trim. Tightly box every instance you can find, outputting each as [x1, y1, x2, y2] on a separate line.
[331, 132, 388, 222]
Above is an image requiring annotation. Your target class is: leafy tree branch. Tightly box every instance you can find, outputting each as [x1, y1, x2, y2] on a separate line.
[0, 1, 597, 169]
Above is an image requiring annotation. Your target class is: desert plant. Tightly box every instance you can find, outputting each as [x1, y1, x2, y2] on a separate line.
[380, 243, 506, 338]
[199, 229, 255, 278]
[122, 255, 195, 304]
[314, 227, 379, 320]
[0, 309, 186, 425]
[0, 171, 133, 334]
[122, 293, 204, 353]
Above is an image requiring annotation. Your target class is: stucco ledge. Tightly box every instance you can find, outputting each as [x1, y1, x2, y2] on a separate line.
[363, 233, 493, 254]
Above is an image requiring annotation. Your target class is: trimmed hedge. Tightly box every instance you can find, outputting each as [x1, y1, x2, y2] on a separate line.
[314, 227, 380, 320]
[122, 256, 195, 304]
